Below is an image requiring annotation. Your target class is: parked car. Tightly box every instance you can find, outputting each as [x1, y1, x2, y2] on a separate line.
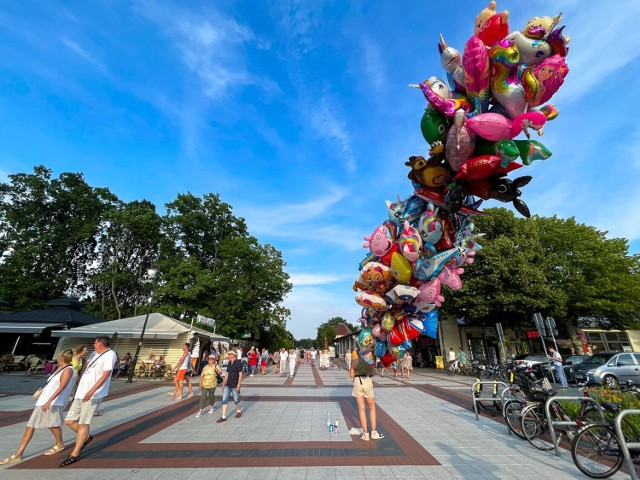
[571, 352, 621, 383]
[563, 355, 589, 383]
[587, 352, 640, 388]
[515, 354, 548, 368]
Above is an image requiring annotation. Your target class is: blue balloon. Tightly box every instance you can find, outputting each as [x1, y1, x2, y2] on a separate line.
[374, 340, 387, 358]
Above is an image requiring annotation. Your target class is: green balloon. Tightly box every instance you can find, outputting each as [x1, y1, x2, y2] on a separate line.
[420, 108, 448, 145]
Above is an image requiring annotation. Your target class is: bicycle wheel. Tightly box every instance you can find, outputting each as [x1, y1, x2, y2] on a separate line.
[446, 365, 454, 376]
[571, 424, 623, 479]
[521, 404, 562, 451]
[503, 399, 526, 439]
[582, 407, 640, 442]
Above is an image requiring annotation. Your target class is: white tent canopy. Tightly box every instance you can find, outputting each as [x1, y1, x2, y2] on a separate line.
[52, 312, 230, 343]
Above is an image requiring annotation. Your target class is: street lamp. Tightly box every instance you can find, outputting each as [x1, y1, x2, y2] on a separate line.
[127, 268, 159, 383]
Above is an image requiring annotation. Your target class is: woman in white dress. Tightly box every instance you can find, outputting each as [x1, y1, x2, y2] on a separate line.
[0, 350, 76, 464]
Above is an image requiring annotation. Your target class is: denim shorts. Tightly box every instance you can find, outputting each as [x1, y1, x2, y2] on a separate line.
[221, 385, 240, 405]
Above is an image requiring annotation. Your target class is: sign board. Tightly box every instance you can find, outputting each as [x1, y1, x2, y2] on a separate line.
[533, 312, 546, 338]
[435, 356, 444, 369]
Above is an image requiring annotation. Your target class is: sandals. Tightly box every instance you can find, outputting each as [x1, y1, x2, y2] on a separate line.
[0, 454, 22, 465]
[59, 455, 80, 467]
[93, 412, 102, 417]
[44, 444, 65, 456]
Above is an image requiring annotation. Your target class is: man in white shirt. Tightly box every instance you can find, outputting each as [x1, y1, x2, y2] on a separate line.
[60, 336, 117, 467]
[447, 348, 456, 366]
[236, 347, 243, 360]
[280, 348, 288, 377]
[310, 349, 317, 367]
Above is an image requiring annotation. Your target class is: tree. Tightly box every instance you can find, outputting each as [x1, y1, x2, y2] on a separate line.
[316, 316, 355, 349]
[0, 166, 116, 309]
[157, 193, 292, 344]
[85, 200, 163, 319]
[444, 208, 640, 351]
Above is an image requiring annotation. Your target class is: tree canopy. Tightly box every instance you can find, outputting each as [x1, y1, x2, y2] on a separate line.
[316, 316, 356, 348]
[443, 208, 640, 345]
[0, 166, 293, 346]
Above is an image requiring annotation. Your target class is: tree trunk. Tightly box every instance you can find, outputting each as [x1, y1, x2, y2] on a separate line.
[111, 276, 122, 319]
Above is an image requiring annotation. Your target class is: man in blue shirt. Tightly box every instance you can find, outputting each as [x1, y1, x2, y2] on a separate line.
[217, 350, 243, 422]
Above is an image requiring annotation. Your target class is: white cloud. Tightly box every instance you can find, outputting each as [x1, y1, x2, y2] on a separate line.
[310, 96, 356, 172]
[60, 37, 108, 72]
[550, 2, 640, 106]
[361, 38, 386, 92]
[288, 272, 345, 286]
[134, 0, 277, 100]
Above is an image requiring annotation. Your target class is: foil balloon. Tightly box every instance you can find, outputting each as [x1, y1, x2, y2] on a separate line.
[445, 109, 476, 171]
[416, 77, 470, 117]
[415, 310, 439, 338]
[381, 311, 396, 332]
[438, 34, 465, 92]
[384, 284, 420, 305]
[355, 291, 388, 312]
[420, 108, 448, 146]
[399, 221, 422, 262]
[413, 247, 461, 281]
[379, 352, 396, 367]
[521, 55, 569, 108]
[374, 340, 387, 359]
[474, 1, 509, 47]
[462, 36, 491, 117]
[363, 225, 393, 257]
[418, 201, 443, 246]
[489, 39, 527, 119]
[465, 111, 547, 141]
[371, 323, 382, 338]
[513, 139, 552, 165]
[358, 328, 375, 349]
[415, 278, 445, 307]
[391, 251, 413, 284]
[455, 155, 522, 180]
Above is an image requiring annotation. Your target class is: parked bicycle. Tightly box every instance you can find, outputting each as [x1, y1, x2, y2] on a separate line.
[447, 358, 471, 376]
[570, 382, 640, 479]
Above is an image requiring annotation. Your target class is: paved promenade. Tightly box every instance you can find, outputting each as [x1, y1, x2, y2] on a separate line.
[0, 363, 630, 479]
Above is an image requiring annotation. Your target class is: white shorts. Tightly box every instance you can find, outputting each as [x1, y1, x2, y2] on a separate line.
[66, 397, 102, 425]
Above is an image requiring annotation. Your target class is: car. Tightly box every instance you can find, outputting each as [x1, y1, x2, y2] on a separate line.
[564, 355, 589, 366]
[515, 354, 548, 368]
[587, 352, 640, 388]
[571, 352, 621, 384]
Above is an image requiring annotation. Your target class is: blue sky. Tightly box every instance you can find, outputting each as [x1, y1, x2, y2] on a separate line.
[1, 1, 639, 340]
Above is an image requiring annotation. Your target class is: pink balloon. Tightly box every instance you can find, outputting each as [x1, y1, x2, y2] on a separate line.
[465, 112, 547, 141]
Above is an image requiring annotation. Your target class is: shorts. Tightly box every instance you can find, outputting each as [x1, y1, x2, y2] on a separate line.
[352, 376, 374, 399]
[176, 369, 187, 381]
[66, 397, 102, 425]
[221, 385, 240, 405]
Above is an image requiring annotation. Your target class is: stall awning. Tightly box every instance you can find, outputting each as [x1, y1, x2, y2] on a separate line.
[51, 312, 230, 344]
[0, 322, 64, 333]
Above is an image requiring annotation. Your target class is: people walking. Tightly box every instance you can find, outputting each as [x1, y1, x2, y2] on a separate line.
[349, 349, 384, 441]
[447, 348, 456, 366]
[280, 348, 288, 377]
[0, 350, 76, 465]
[195, 355, 222, 417]
[217, 350, 243, 422]
[260, 348, 268, 375]
[288, 349, 296, 377]
[60, 336, 117, 467]
[403, 352, 413, 379]
[272, 349, 280, 375]
[170, 343, 193, 400]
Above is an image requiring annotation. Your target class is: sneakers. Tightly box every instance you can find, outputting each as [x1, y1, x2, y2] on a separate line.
[371, 430, 385, 440]
[195, 411, 202, 418]
[360, 432, 370, 441]
[216, 417, 227, 423]
[235, 411, 242, 418]
[208, 407, 214, 414]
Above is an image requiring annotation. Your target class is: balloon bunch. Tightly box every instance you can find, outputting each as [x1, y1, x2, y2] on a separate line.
[352, 2, 569, 367]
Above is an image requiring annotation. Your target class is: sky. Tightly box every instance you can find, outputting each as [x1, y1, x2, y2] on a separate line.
[1, 1, 639, 340]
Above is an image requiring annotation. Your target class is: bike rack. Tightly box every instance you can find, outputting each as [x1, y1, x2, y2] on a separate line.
[614, 409, 640, 480]
[471, 381, 510, 421]
[544, 396, 605, 457]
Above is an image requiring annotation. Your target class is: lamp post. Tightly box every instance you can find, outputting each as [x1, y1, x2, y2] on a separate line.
[127, 268, 159, 383]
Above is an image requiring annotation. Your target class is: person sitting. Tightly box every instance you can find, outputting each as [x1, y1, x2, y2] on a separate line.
[152, 355, 166, 376]
[114, 353, 132, 379]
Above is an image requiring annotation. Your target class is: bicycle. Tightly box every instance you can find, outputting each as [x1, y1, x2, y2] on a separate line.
[519, 378, 605, 451]
[447, 359, 470, 376]
[570, 383, 640, 479]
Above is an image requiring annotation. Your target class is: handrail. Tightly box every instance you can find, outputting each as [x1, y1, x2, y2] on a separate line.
[614, 409, 640, 480]
[545, 395, 605, 457]
[471, 380, 510, 421]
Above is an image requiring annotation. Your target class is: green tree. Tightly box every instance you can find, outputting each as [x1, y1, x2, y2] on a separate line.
[0, 166, 116, 309]
[316, 316, 355, 349]
[296, 338, 316, 349]
[86, 200, 163, 319]
[157, 193, 292, 344]
[444, 208, 640, 350]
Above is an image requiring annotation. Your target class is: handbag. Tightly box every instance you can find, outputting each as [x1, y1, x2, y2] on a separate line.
[32, 387, 44, 400]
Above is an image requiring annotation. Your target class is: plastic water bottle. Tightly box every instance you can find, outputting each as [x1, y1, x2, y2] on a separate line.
[327, 412, 331, 430]
[334, 417, 339, 434]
